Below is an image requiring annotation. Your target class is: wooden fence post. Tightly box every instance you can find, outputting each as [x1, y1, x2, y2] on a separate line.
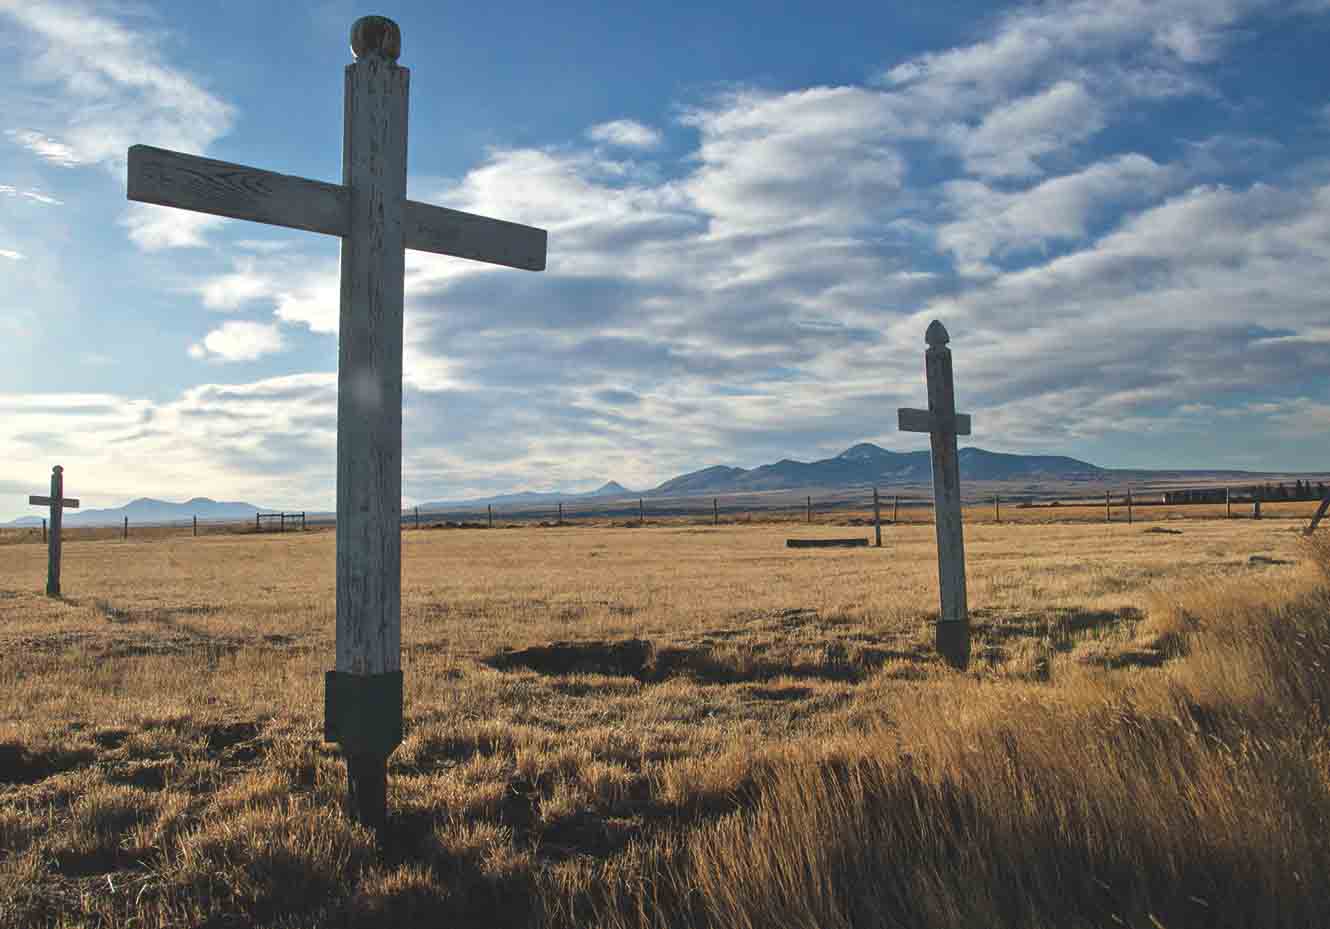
[806, 496, 812, 524]
[1105, 491, 1111, 523]
[193, 514, 197, 537]
[1226, 486, 1231, 519]
[558, 502, 563, 526]
[280, 512, 287, 533]
[893, 495, 899, 523]
[713, 497, 718, 526]
[1127, 488, 1133, 525]
[873, 487, 882, 547]
[994, 494, 1000, 524]
[488, 504, 493, 529]
[302, 512, 307, 531]
[639, 497, 644, 526]
[42, 518, 46, 543]
[123, 516, 128, 540]
[1254, 499, 1262, 520]
[255, 512, 260, 531]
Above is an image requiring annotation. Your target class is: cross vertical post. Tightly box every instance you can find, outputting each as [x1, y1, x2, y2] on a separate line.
[333, 16, 408, 833]
[29, 465, 79, 597]
[873, 487, 882, 547]
[126, 14, 545, 832]
[898, 321, 972, 670]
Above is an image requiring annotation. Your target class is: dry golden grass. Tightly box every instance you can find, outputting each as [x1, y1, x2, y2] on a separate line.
[0, 517, 1326, 927]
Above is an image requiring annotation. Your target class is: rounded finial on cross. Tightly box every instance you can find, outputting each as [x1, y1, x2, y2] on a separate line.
[925, 320, 950, 347]
[52, 465, 63, 474]
[350, 16, 401, 62]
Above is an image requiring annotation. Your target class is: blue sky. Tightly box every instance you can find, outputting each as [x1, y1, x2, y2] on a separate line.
[2, 0, 1329, 518]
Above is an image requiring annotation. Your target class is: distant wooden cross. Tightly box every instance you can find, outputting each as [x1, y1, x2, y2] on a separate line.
[29, 465, 79, 597]
[126, 15, 546, 830]
[898, 320, 973, 670]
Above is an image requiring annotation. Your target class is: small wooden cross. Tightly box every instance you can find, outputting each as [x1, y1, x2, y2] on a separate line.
[898, 320, 972, 670]
[29, 465, 79, 597]
[126, 15, 546, 831]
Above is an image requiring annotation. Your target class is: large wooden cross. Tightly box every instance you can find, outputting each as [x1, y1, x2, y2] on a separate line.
[126, 15, 547, 830]
[29, 465, 79, 598]
[898, 320, 972, 670]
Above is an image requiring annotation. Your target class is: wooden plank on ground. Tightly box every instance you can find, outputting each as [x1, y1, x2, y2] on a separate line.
[786, 538, 869, 548]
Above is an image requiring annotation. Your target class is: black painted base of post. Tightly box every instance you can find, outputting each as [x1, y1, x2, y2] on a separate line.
[325, 670, 403, 834]
[937, 621, 970, 670]
[347, 753, 388, 833]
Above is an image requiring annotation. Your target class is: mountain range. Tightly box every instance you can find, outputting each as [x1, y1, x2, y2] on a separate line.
[419, 443, 1111, 507]
[9, 497, 270, 528]
[9, 442, 1297, 525]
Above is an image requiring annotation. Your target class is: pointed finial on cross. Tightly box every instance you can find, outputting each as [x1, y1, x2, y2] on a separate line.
[925, 319, 950, 348]
[350, 15, 401, 62]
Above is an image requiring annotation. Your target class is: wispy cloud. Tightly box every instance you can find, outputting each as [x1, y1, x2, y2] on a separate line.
[587, 119, 663, 149]
[4, 129, 80, 167]
[0, 1, 234, 170]
[0, 248, 23, 260]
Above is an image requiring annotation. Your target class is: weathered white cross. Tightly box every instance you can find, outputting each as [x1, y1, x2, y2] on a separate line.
[126, 15, 547, 830]
[29, 465, 79, 598]
[898, 320, 972, 670]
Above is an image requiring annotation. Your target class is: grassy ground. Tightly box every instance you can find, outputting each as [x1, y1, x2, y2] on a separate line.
[0, 517, 1326, 927]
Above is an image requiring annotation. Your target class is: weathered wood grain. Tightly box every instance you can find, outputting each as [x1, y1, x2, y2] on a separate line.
[898, 321, 971, 670]
[405, 200, 546, 270]
[128, 145, 348, 238]
[28, 495, 79, 508]
[897, 407, 971, 436]
[335, 53, 408, 681]
[128, 146, 546, 271]
[873, 487, 882, 547]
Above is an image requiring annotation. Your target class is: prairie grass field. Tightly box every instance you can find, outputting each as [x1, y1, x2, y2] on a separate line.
[1, 515, 1329, 927]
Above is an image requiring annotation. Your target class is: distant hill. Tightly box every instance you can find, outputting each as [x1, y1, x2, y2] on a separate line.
[418, 480, 639, 511]
[649, 443, 1104, 496]
[9, 497, 269, 528]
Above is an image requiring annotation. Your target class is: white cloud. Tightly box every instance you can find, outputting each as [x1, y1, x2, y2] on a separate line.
[0, 249, 23, 260]
[681, 86, 906, 234]
[189, 321, 285, 362]
[953, 81, 1105, 178]
[121, 204, 224, 250]
[0, 0, 235, 252]
[587, 119, 663, 149]
[0, 183, 63, 204]
[4, 128, 81, 167]
[938, 154, 1173, 272]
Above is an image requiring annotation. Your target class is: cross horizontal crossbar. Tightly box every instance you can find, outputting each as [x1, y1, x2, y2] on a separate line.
[897, 408, 971, 436]
[127, 145, 547, 272]
[29, 495, 79, 508]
